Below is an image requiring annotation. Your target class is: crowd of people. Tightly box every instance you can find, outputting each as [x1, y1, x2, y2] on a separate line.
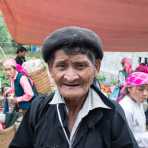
[0, 26, 147, 148]
[109, 56, 148, 148]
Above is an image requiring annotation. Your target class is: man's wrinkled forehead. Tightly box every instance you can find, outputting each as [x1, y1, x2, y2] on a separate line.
[53, 50, 93, 63]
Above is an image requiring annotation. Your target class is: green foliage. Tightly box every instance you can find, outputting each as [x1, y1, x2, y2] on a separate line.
[110, 78, 117, 85]
[0, 70, 10, 94]
[0, 71, 10, 86]
[0, 16, 11, 42]
[96, 74, 106, 83]
[96, 73, 118, 86]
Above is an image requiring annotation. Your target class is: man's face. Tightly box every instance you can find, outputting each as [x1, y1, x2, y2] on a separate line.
[49, 50, 99, 101]
[4, 65, 16, 79]
[128, 84, 148, 102]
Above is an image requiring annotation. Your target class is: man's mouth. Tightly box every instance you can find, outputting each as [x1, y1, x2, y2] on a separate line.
[63, 83, 80, 87]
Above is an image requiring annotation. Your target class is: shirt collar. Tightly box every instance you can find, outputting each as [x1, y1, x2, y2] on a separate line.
[50, 88, 111, 141]
[49, 88, 111, 111]
[50, 89, 65, 104]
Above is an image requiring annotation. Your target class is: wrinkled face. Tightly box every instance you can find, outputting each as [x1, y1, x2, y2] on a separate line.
[49, 50, 100, 101]
[128, 84, 148, 102]
[4, 65, 16, 79]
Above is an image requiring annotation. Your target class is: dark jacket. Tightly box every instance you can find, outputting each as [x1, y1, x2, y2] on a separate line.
[14, 73, 37, 110]
[14, 73, 31, 110]
[15, 56, 26, 65]
[9, 85, 139, 148]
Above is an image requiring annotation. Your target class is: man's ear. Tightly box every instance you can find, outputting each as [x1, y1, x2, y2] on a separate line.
[95, 59, 101, 73]
[48, 63, 53, 76]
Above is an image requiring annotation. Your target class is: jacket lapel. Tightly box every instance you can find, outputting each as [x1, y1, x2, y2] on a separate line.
[72, 109, 103, 148]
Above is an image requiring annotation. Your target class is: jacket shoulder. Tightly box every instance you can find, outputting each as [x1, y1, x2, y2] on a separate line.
[29, 92, 54, 126]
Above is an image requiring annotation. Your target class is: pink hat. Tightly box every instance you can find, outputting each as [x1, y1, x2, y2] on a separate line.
[117, 71, 148, 102]
[121, 57, 132, 65]
[124, 72, 148, 87]
[3, 58, 17, 68]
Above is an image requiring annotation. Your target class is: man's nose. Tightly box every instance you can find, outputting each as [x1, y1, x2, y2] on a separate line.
[64, 68, 79, 81]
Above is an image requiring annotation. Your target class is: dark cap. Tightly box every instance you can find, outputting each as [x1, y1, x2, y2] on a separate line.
[42, 26, 103, 63]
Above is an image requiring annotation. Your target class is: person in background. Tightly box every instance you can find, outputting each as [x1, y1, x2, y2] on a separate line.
[119, 72, 148, 148]
[136, 57, 148, 74]
[109, 57, 133, 101]
[3, 58, 35, 112]
[9, 26, 138, 148]
[135, 57, 148, 127]
[15, 46, 27, 65]
[118, 57, 133, 86]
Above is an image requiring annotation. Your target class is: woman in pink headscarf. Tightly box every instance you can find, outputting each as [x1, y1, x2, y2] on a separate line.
[119, 72, 148, 148]
[3, 58, 36, 112]
[135, 57, 148, 135]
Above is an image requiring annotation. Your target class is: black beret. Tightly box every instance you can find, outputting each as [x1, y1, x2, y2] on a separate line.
[42, 26, 103, 63]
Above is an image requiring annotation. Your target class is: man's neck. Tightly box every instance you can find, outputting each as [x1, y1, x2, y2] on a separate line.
[65, 96, 86, 131]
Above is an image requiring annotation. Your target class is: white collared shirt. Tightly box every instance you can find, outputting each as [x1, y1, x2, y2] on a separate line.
[119, 95, 148, 148]
[50, 88, 111, 143]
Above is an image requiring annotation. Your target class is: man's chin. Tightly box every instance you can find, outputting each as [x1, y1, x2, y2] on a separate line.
[61, 92, 85, 100]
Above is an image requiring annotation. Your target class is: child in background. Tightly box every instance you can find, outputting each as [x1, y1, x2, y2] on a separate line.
[119, 72, 148, 148]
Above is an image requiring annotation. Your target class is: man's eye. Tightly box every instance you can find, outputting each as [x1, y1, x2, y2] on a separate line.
[56, 64, 66, 69]
[75, 64, 87, 69]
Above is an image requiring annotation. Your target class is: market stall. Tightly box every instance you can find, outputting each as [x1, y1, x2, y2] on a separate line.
[0, 0, 148, 51]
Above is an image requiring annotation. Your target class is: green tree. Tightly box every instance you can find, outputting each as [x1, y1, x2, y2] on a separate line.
[0, 16, 11, 42]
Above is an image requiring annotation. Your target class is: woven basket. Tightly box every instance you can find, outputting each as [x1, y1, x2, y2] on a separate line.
[29, 67, 55, 94]
[0, 125, 16, 148]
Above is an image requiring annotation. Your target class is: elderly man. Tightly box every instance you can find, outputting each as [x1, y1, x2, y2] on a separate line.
[9, 26, 138, 148]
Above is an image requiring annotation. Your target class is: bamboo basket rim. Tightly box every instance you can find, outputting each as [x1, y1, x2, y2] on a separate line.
[29, 67, 46, 76]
